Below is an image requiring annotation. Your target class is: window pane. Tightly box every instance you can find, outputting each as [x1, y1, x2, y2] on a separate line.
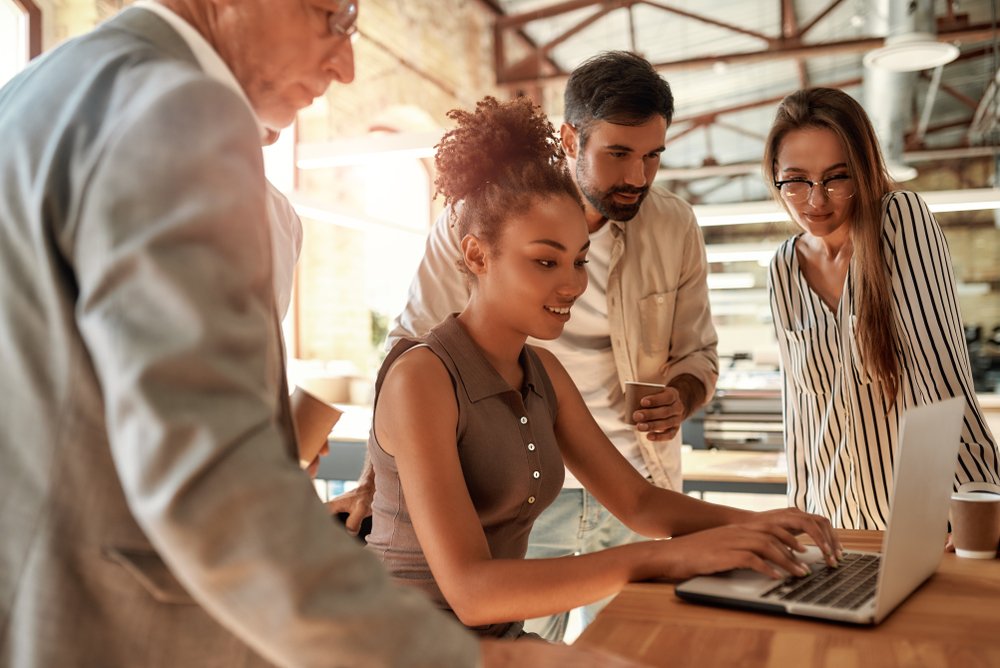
[0, 0, 27, 87]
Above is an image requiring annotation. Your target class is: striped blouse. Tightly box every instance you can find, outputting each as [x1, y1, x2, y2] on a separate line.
[768, 190, 1000, 529]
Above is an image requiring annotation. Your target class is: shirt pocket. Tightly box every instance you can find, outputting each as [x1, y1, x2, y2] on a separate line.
[783, 327, 831, 395]
[638, 289, 677, 356]
[847, 314, 876, 385]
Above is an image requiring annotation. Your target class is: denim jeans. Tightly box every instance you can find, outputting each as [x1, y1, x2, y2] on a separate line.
[522, 487, 645, 642]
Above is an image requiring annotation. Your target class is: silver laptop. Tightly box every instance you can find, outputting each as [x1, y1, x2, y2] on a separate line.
[675, 397, 965, 625]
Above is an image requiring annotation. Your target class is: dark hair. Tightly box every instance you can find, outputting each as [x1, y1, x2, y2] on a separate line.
[762, 87, 899, 398]
[563, 51, 674, 146]
[434, 96, 582, 270]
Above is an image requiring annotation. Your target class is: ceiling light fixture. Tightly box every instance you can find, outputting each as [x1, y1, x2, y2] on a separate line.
[862, 32, 959, 72]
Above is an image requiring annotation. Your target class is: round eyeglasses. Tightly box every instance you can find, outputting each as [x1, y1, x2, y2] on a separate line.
[328, 0, 358, 40]
[774, 175, 855, 202]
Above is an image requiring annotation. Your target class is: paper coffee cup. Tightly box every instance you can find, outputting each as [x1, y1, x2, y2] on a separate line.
[290, 387, 343, 469]
[624, 381, 666, 425]
[950, 492, 1000, 559]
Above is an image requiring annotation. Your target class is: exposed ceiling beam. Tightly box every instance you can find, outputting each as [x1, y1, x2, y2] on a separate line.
[796, 0, 845, 39]
[672, 77, 861, 125]
[501, 4, 616, 82]
[638, 1, 773, 43]
[496, 0, 782, 84]
[779, 0, 809, 88]
[497, 22, 996, 86]
[495, 0, 607, 28]
[931, 77, 984, 111]
[479, 0, 564, 95]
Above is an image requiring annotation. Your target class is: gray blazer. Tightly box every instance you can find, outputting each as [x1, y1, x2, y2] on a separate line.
[0, 8, 477, 667]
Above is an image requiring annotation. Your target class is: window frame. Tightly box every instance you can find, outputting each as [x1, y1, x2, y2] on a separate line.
[12, 0, 41, 59]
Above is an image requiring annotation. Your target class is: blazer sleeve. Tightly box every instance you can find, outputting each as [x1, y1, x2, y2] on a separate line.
[385, 204, 471, 349]
[885, 191, 1000, 492]
[71, 76, 478, 667]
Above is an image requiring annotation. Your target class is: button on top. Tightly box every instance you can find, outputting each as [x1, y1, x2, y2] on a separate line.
[527, 443, 536, 451]
[528, 496, 536, 504]
[532, 471, 540, 479]
[520, 416, 528, 424]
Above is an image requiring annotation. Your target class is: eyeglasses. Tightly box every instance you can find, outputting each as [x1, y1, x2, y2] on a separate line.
[774, 175, 855, 202]
[328, 0, 358, 41]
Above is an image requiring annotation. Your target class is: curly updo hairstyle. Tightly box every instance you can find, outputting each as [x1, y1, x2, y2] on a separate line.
[434, 95, 582, 270]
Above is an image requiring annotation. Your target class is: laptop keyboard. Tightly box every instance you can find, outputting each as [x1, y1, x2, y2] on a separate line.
[762, 552, 880, 610]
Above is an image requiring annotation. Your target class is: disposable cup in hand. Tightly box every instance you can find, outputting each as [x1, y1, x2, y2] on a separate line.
[624, 381, 666, 425]
[290, 387, 343, 468]
[950, 492, 1000, 559]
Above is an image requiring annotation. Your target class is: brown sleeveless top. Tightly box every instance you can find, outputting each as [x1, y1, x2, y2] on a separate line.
[366, 315, 565, 637]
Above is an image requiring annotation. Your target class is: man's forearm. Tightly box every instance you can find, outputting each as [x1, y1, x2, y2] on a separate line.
[667, 373, 707, 419]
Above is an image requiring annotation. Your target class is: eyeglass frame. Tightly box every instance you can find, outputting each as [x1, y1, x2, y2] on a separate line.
[773, 174, 856, 201]
[327, 0, 358, 40]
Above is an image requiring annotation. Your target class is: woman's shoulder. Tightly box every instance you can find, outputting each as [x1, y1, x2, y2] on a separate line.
[880, 190, 929, 221]
[380, 343, 452, 395]
[768, 235, 800, 272]
[880, 190, 938, 237]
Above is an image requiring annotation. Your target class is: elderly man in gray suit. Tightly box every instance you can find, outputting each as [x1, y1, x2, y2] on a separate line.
[0, 1, 638, 666]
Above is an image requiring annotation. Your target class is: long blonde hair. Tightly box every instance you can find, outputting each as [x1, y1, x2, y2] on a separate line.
[762, 88, 899, 399]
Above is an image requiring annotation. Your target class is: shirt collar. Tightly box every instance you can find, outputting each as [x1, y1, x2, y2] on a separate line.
[429, 315, 544, 403]
[133, 1, 264, 139]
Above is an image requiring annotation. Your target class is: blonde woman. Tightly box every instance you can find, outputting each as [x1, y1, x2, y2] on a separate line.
[764, 87, 1000, 530]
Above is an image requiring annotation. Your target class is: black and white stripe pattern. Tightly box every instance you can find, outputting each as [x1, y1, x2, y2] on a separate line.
[769, 190, 1000, 529]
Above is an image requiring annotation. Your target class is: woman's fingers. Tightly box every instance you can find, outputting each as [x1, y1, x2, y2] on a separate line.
[687, 527, 810, 580]
[739, 529, 811, 578]
[756, 509, 841, 565]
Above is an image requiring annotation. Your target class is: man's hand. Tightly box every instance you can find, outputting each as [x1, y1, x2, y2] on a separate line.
[631, 386, 684, 441]
[631, 374, 705, 441]
[325, 463, 375, 535]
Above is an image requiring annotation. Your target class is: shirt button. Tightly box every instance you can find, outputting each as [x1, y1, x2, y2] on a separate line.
[532, 471, 540, 479]
[520, 417, 528, 424]
[528, 443, 536, 451]
[528, 496, 536, 504]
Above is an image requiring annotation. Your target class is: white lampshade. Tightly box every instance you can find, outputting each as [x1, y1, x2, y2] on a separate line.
[863, 32, 959, 72]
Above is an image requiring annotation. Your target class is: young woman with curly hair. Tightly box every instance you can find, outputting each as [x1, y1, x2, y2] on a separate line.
[365, 95, 839, 638]
[765, 88, 1000, 530]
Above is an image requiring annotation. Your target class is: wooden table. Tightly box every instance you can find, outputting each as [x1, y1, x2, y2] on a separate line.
[682, 449, 787, 497]
[575, 530, 1000, 667]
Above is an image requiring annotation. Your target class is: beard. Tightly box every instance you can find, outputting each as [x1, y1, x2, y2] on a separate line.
[575, 154, 649, 222]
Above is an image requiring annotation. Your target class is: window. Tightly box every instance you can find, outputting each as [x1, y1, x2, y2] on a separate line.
[1, 0, 39, 87]
[292, 147, 433, 403]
